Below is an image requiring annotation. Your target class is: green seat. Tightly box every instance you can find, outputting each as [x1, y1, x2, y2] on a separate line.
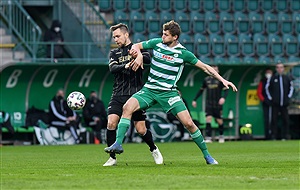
[145, 10, 160, 33]
[234, 12, 249, 34]
[214, 56, 226, 65]
[174, 11, 190, 33]
[199, 56, 212, 64]
[276, 0, 288, 12]
[261, 0, 274, 12]
[160, 11, 173, 26]
[264, 12, 278, 34]
[293, 12, 300, 34]
[239, 34, 254, 56]
[98, 0, 111, 12]
[188, 0, 202, 12]
[130, 11, 145, 33]
[158, 0, 171, 11]
[219, 0, 231, 12]
[228, 56, 241, 64]
[190, 11, 205, 34]
[273, 56, 286, 64]
[288, 56, 300, 64]
[254, 33, 268, 56]
[114, 10, 129, 27]
[179, 33, 193, 52]
[224, 33, 239, 56]
[243, 56, 256, 64]
[220, 12, 235, 34]
[283, 34, 298, 56]
[268, 34, 283, 56]
[113, 0, 126, 11]
[279, 12, 293, 34]
[258, 56, 271, 64]
[128, 0, 142, 11]
[142, 0, 157, 11]
[247, 0, 260, 12]
[148, 32, 160, 39]
[203, 0, 216, 12]
[173, 0, 186, 11]
[205, 11, 220, 34]
[133, 33, 146, 43]
[290, 0, 300, 12]
[194, 33, 210, 57]
[210, 33, 225, 56]
[249, 11, 264, 34]
[232, 0, 245, 12]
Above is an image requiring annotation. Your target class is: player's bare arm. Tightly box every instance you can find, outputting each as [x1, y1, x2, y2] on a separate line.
[195, 60, 238, 92]
[130, 43, 144, 71]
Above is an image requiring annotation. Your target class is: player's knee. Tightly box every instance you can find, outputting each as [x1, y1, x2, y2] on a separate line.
[107, 121, 117, 130]
[136, 127, 146, 135]
[184, 120, 195, 131]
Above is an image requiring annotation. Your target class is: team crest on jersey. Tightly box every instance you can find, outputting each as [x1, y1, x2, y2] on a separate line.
[168, 96, 181, 106]
[174, 54, 178, 57]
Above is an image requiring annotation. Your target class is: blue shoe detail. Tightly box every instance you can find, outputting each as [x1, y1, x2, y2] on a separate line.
[205, 155, 218, 165]
[104, 142, 124, 154]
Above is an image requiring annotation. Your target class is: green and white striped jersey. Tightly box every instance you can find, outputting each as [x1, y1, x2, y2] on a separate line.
[142, 38, 198, 91]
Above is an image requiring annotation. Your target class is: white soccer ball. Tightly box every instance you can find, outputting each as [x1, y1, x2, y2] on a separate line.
[67, 91, 86, 110]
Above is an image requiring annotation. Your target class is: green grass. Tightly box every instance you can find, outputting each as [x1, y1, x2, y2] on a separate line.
[1, 141, 299, 190]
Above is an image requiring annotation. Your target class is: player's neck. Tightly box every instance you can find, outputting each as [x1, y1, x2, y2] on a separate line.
[168, 40, 179, 48]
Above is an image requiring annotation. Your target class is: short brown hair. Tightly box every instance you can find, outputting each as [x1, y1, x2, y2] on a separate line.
[110, 23, 129, 33]
[163, 20, 181, 39]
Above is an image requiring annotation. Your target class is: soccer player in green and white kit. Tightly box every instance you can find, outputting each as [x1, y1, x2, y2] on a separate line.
[105, 20, 238, 165]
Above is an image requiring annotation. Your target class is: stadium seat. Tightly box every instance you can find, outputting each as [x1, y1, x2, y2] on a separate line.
[273, 56, 286, 64]
[264, 12, 278, 34]
[213, 56, 226, 64]
[132, 33, 146, 43]
[239, 34, 254, 56]
[218, 0, 232, 12]
[160, 11, 173, 26]
[224, 33, 239, 56]
[179, 33, 193, 52]
[173, 0, 187, 11]
[220, 12, 235, 34]
[275, 0, 289, 12]
[234, 12, 249, 34]
[254, 33, 269, 56]
[114, 10, 129, 27]
[98, 0, 111, 12]
[194, 33, 210, 57]
[261, 0, 274, 12]
[288, 56, 300, 63]
[210, 33, 225, 56]
[205, 11, 220, 34]
[279, 12, 293, 34]
[174, 11, 190, 33]
[290, 0, 300, 12]
[148, 32, 161, 39]
[113, 0, 126, 11]
[190, 11, 205, 34]
[249, 11, 264, 34]
[142, 0, 157, 11]
[199, 56, 212, 64]
[188, 0, 202, 12]
[232, 0, 246, 12]
[258, 56, 271, 64]
[128, 0, 142, 11]
[130, 11, 146, 33]
[203, 0, 216, 12]
[268, 34, 283, 56]
[243, 56, 256, 64]
[158, 0, 172, 12]
[293, 12, 300, 34]
[228, 56, 241, 64]
[145, 10, 160, 33]
[283, 34, 298, 56]
[247, 0, 260, 12]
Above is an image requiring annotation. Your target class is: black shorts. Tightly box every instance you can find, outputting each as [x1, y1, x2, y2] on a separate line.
[205, 105, 222, 119]
[107, 95, 146, 121]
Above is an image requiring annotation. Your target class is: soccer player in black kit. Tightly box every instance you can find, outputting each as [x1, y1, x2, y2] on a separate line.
[103, 23, 163, 166]
[192, 65, 228, 143]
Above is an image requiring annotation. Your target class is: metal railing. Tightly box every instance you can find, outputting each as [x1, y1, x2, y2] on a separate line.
[0, 0, 42, 59]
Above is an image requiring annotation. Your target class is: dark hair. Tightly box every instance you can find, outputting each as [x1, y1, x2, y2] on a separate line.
[163, 20, 181, 40]
[264, 67, 272, 72]
[110, 23, 129, 33]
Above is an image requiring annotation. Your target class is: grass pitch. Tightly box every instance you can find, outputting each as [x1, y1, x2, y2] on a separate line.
[1, 140, 299, 190]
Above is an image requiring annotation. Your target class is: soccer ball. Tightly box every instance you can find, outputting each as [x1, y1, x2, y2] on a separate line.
[67, 91, 86, 110]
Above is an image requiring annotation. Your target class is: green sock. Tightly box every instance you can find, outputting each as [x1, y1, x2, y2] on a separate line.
[116, 118, 131, 144]
[190, 129, 210, 157]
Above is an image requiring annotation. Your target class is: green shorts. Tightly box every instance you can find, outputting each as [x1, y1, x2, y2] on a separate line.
[132, 87, 187, 115]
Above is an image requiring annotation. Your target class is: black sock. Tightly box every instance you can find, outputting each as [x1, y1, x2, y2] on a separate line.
[219, 124, 224, 136]
[107, 129, 116, 159]
[140, 129, 156, 152]
[205, 123, 212, 137]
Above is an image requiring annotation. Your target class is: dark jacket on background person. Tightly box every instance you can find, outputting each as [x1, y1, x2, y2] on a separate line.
[83, 97, 108, 126]
[48, 96, 76, 125]
[44, 20, 64, 58]
[266, 73, 294, 107]
[109, 43, 151, 97]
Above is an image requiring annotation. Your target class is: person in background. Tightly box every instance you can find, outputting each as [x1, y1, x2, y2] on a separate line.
[192, 65, 229, 143]
[44, 20, 64, 61]
[83, 91, 107, 144]
[0, 111, 15, 140]
[257, 67, 273, 140]
[266, 63, 294, 140]
[48, 89, 80, 144]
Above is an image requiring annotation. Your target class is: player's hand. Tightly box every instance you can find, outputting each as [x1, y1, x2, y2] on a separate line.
[125, 60, 134, 69]
[223, 80, 238, 92]
[131, 55, 144, 71]
[192, 101, 197, 108]
[219, 97, 225, 105]
[128, 49, 138, 59]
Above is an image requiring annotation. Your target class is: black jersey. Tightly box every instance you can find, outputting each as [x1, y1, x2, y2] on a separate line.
[193, 76, 228, 107]
[108, 43, 150, 96]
